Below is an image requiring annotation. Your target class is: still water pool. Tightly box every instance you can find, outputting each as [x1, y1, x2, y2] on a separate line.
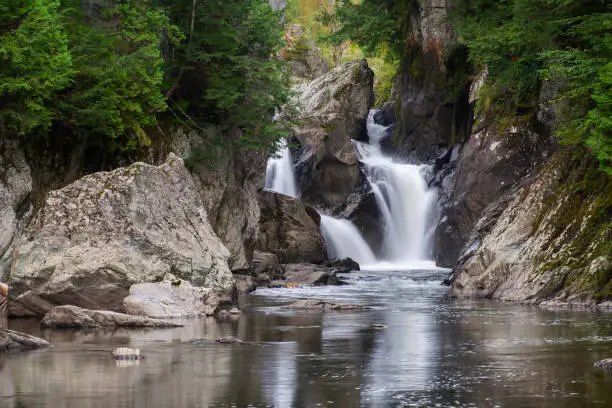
[1, 269, 611, 407]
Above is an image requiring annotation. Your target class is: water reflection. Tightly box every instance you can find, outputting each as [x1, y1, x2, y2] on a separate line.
[0, 270, 611, 408]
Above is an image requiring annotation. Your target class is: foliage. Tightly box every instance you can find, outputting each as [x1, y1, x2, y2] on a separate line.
[0, 0, 292, 162]
[0, 0, 73, 134]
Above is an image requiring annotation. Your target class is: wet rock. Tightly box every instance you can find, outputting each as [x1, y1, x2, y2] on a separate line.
[8, 154, 233, 316]
[257, 192, 327, 264]
[41, 305, 183, 329]
[292, 59, 374, 211]
[595, 359, 612, 371]
[281, 264, 342, 286]
[0, 329, 49, 352]
[124, 278, 220, 318]
[217, 307, 242, 320]
[283, 299, 370, 311]
[111, 347, 144, 360]
[215, 336, 250, 345]
[251, 251, 280, 282]
[325, 258, 360, 273]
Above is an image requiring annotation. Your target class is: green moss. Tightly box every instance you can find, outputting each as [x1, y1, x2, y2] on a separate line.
[320, 122, 336, 133]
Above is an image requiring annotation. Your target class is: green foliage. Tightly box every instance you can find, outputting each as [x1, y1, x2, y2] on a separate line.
[452, 0, 612, 174]
[0, 0, 73, 134]
[60, 0, 172, 152]
[0, 0, 292, 161]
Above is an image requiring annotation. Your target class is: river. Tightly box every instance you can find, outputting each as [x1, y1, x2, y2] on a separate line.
[1, 269, 611, 407]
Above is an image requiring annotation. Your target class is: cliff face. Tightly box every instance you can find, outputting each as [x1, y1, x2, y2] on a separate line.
[394, 1, 611, 304]
[395, 0, 471, 162]
[450, 148, 611, 305]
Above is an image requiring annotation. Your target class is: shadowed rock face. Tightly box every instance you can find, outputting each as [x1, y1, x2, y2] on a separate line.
[291, 59, 374, 211]
[7, 154, 233, 316]
[434, 119, 555, 267]
[257, 191, 327, 264]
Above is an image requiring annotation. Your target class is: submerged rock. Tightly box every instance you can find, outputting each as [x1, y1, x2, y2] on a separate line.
[325, 258, 360, 273]
[0, 329, 49, 352]
[283, 299, 370, 311]
[215, 336, 250, 345]
[8, 154, 233, 316]
[41, 305, 183, 329]
[123, 278, 220, 318]
[594, 359, 612, 371]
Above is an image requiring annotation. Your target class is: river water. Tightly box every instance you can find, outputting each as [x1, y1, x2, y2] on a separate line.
[1, 269, 611, 408]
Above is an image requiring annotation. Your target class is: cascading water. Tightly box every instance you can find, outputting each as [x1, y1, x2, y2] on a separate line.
[264, 138, 298, 198]
[354, 111, 439, 265]
[319, 214, 377, 266]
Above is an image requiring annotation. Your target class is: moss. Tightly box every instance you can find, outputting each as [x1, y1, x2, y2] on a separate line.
[320, 122, 336, 133]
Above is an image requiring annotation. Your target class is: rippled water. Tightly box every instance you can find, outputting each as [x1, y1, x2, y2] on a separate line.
[1, 270, 611, 407]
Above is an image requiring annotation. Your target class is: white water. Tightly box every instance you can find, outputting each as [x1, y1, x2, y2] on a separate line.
[318, 111, 440, 270]
[355, 111, 439, 263]
[319, 214, 377, 266]
[264, 138, 298, 198]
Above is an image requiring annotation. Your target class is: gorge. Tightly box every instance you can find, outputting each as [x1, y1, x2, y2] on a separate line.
[0, 0, 610, 406]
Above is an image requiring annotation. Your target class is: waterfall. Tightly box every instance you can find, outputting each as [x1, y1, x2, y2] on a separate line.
[264, 138, 298, 198]
[354, 111, 439, 264]
[319, 214, 377, 265]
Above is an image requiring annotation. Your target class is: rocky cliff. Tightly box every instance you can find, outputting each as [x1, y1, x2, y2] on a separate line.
[291, 59, 374, 211]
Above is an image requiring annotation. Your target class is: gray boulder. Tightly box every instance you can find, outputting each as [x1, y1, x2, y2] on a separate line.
[233, 275, 257, 295]
[40, 305, 182, 328]
[257, 191, 327, 264]
[283, 299, 369, 311]
[292, 59, 374, 211]
[8, 154, 233, 316]
[123, 278, 221, 318]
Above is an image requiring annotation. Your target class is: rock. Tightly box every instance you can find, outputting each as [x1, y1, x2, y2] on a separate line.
[292, 59, 374, 211]
[111, 347, 145, 360]
[325, 258, 360, 273]
[338, 189, 384, 255]
[281, 263, 341, 286]
[7, 154, 234, 316]
[215, 336, 250, 345]
[40, 305, 183, 329]
[435, 116, 555, 267]
[394, 1, 471, 162]
[594, 359, 612, 371]
[216, 307, 242, 320]
[283, 299, 370, 311]
[124, 278, 220, 318]
[449, 148, 611, 304]
[281, 24, 330, 81]
[257, 191, 327, 263]
[251, 251, 280, 279]
[233, 274, 257, 295]
[0, 138, 33, 282]
[0, 329, 50, 352]
[369, 323, 387, 330]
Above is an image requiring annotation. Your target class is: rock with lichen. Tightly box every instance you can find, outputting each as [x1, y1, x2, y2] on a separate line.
[7, 154, 234, 316]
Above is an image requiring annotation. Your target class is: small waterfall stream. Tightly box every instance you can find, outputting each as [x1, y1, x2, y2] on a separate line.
[264, 110, 440, 270]
[264, 138, 298, 198]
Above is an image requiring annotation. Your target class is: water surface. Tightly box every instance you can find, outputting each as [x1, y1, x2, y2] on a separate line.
[1, 269, 611, 407]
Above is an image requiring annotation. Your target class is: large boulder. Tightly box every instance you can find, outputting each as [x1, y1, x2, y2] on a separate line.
[257, 191, 327, 264]
[292, 59, 374, 210]
[40, 305, 182, 328]
[0, 329, 49, 352]
[449, 148, 611, 305]
[280, 263, 341, 286]
[123, 278, 221, 318]
[7, 154, 234, 316]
